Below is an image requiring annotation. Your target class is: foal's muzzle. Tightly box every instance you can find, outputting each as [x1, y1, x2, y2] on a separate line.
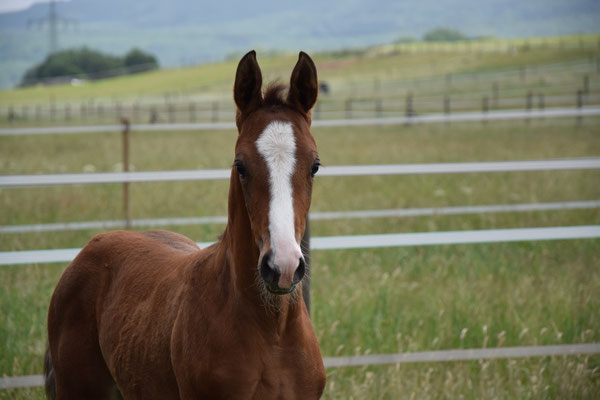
[259, 249, 305, 294]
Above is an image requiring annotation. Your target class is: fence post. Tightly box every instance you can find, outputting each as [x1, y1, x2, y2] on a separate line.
[583, 75, 589, 95]
[538, 93, 545, 120]
[121, 118, 132, 229]
[375, 99, 382, 118]
[189, 102, 196, 122]
[405, 92, 414, 124]
[345, 99, 352, 119]
[576, 89, 583, 126]
[444, 95, 450, 126]
[168, 104, 175, 123]
[301, 215, 311, 316]
[315, 102, 321, 120]
[492, 82, 499, 109]
[8, 106, 15, 123]
[526, 91, 533, 124]
[212, 102, 219, 123]
[481, 96, 489, 125]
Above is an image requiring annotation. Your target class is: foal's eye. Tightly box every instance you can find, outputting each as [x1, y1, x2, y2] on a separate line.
[311, 159, 320, 177]
[234, 160, 248, 178]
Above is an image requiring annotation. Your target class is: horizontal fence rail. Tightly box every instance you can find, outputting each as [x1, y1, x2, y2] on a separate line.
[2, 343, 599, 390]
[1, 200, 598, 234]
[1, 107, 599, 136]
[323, 343, 600, 368]
[1, 225, 598, 266]
[2, 158, 599, 188]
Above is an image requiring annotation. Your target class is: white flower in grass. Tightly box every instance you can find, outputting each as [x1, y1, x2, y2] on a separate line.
[83, 164, 96, 173]
[519, 328, 529, 341]
[460, 328, 468, 340]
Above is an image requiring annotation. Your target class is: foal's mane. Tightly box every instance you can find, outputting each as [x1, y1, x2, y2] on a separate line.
[263, 83, 288, 108]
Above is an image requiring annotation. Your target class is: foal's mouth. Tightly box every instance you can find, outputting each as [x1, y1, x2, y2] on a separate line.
[265, 283, 298, 296]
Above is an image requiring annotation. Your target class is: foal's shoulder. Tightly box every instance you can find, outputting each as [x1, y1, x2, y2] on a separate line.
[141, 230, 200, 253]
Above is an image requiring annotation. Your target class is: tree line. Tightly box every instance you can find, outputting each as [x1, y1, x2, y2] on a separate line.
[21, 47, 159, 86]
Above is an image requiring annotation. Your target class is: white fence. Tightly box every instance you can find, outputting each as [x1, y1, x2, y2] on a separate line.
[1, 225, 599, 266]
[2, 200, 598, 234]
[1, 116, 599, 390]
[2, 158, 599, 188]
[2, 343, 599, 389]
[1, 106, 599, 136]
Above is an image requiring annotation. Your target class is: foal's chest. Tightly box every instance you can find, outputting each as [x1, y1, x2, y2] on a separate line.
[207, 352, 326, 400]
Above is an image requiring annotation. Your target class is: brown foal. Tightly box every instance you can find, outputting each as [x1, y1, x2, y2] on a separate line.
[45, 50, 326, 399]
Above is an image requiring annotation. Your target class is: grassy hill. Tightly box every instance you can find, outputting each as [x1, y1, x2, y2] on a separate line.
[0, 34, 598, 109]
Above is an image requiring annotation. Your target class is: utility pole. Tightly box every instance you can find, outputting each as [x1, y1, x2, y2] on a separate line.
[27, 0, 77, 56]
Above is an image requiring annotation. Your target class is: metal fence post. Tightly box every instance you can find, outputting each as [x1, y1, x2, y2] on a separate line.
[482, 96, 489, 125]
[576, 89, 583, 126]
[121, 118, 132, 229]
[444, 95, 450, 126]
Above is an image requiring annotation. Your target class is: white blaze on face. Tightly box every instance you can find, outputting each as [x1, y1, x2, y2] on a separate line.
[255, 121, 302, 286]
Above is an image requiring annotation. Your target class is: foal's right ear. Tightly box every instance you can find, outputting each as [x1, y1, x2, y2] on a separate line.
[234, 50, 263, 119]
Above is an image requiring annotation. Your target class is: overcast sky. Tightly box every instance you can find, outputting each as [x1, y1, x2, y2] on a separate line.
[0, 0, 67, 13]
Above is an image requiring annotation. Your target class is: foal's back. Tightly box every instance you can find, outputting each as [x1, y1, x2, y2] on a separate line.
[46, 230, 202, 399]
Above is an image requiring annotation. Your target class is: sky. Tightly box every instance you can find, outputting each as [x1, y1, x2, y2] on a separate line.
[0, 0, 65, 13]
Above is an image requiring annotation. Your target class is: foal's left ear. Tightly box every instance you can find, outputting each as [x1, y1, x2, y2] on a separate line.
[234, 50, 263, 118]
[287, 51, 318, 117]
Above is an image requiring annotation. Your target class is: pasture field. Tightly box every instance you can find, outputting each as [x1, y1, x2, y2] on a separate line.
[1, 36, 598, 128]
[1, 115, 599, 398]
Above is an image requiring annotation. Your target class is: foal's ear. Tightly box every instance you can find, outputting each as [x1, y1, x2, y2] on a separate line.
[287, 51, 318, 117]
[234, 50, 263, 117]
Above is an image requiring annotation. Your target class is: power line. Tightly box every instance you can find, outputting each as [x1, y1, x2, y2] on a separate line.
[27, 0, 77, 55]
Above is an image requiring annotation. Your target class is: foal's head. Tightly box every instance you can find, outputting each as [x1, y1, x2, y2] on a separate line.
[232, 51, 319, 297]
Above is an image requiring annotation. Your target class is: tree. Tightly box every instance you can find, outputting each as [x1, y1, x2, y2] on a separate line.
[21, 47, 159, 86]
[124, 48, 159, 73]
[423, 28, 468, 42]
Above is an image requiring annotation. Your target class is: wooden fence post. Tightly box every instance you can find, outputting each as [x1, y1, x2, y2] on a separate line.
[301, 215, 311, 315]
[583, 75, 589, 95]
[121, 118, 132, 229]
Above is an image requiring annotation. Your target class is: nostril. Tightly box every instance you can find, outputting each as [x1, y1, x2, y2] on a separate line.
[260, 250, 280, 285]
[293, 256, 306, 285]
